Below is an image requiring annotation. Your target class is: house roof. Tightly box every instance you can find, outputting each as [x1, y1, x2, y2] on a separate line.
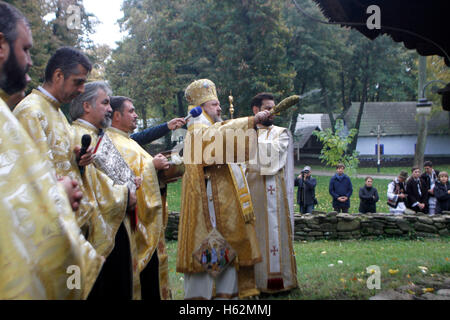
[294, 113, 337, 149]
[345, 102, 450, 137]
[295, 126, 320, 149]
[295, 113, 333, 134]
[312, 0, 450, 66]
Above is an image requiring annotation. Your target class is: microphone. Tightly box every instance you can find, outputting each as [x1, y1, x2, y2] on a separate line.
[79, 134, 92, 176]
[185, 106, 203, 122]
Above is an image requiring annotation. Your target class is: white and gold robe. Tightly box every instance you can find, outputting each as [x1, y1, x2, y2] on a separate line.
[0, 93, 102, 299]
[246, 125, 298, 293]
[72, 120, 142, 299]
[107, 127, 170, 300]
[177, 112, 262, 299]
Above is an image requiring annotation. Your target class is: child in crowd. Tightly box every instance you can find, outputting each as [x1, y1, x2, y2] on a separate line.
[434, 171, 450, 214]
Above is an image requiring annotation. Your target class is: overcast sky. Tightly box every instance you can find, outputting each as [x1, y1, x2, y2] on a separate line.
[84, 0, 126, 49]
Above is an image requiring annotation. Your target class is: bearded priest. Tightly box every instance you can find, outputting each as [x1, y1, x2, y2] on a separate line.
[69, 81, 145, 299]
[0, 2, 102, 299]
[13, 48, 134, 298]
[245, 93, 298, 295]
[177, 79, 273, 300]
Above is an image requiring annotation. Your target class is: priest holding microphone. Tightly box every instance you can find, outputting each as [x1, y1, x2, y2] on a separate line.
[13, 48, 137, 298]
[69, 81, 143, 299]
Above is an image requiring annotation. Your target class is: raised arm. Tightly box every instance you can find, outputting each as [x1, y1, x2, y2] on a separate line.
[131, 123, 170, 146]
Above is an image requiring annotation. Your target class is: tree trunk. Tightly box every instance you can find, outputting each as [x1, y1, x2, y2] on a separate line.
[348, 55, 370, 153]
[414, 112, 428, 169]
[289, 82, 307, 135]
[341, 72, 346, 109]
[413, 55, 428, 169]
[319, 77, 336, 133]
[177, 91, 185, 117]
[348, 99, 366, 153]
[141, 107, 147, 129]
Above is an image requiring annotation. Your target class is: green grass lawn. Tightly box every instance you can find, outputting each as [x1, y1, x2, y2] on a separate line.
[165, 169, 449, 300]
[166, 238, 450, 300]
[167, 175, 391, 213]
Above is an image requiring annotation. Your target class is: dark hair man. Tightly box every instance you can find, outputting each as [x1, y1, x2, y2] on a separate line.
[109, 95, 171, 300]
[295, 166, 317, 214]
[0, 1, 32, 108]
[421, 161, 440, 216]
[387, 171, 408, 214]
[247, 92, 298, 294]
[406, 167, 428, 213]
[329, 163, 353, 213]
[0, 2, 102, 299]
[13, 47, 131, 297]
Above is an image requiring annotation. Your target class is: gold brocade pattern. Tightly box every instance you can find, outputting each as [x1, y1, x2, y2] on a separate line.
[13, 90, 127, 297]
[176, 116, 262, 275]
[71, 120, 129, 258]
[14, 90, 95, 229]
[0, 98, 103, 299]
[185, 79, 218, 107]
[106, 128, 164, 272]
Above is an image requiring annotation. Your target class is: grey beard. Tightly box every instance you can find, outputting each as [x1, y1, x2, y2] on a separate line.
[101, 116, 112, 129]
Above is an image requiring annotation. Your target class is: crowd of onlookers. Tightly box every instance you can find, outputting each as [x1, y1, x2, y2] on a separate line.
[295, 161, 450, 215]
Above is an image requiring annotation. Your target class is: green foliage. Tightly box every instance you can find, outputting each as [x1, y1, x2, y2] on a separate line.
[8, 0, 421, 141]
[282, 0, 418, 138]
[106, 0, 296, 131]
[5, 0, 95, 91]
[103, 0, 419, 143]
[313, 119, 359, 176]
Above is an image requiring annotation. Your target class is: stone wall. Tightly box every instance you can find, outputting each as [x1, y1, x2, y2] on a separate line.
[165, 211, 450, 241]
[166, 212, 180, 240]
[293, 212, 450, 241]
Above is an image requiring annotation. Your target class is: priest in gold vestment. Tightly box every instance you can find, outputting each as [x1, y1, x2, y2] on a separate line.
[0, 3, 102, 299]
[13, 48, 132, 297]
[246, 93, 298, 294]
[69, 81, 141, 299]
[177, 79, 273, 300]
[109, 95, 172, 300]
[0, 91, 103, 299]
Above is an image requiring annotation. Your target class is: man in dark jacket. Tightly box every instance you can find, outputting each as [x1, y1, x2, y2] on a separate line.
[329, 164, 353, 213]
[295, 166, 317, 214]
[420, 161, 440, 215]
[131, 117, 185, 146]
[406, 167, 429, 213]
[359, 177, 379, 213]
[434, 171, 450, 214]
